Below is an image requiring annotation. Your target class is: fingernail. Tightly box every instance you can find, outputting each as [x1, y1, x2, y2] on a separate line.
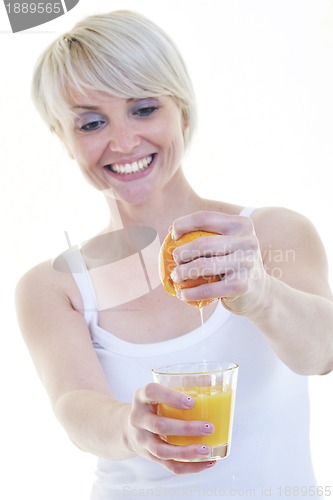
[171, 229, 176, 240]
[176, 290, 183, 300]
[202, 423, 214, 434]
[197, 445, 210, 455]
[170, 270, 178, 282]
[184, 396, 195, 408]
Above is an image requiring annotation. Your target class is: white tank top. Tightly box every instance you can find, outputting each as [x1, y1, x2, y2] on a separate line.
[64, 208, 318, 499]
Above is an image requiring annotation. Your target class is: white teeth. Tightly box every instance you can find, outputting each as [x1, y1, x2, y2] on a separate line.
[111, 155, 153, 175]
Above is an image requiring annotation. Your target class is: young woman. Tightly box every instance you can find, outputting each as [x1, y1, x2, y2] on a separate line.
[16, 10, 333, 499]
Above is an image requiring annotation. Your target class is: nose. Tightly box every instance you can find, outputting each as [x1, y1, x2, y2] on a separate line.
[108, 121, 140, 153]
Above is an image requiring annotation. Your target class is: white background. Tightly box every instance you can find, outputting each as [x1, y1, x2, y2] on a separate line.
[1, 0, 333, 498]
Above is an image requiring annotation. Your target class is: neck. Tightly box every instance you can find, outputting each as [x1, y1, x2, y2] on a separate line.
[104, 169, 205, 237]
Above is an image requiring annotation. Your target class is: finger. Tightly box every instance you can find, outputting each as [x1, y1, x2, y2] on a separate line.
[171, 250, 254, 283]
[131, 385, 198, 443]
[148, 447, 217, 474]
[146, 414, 215, 438]
[172, 234, 257, 265]
[137, 383, 195, 409]
[172, 235, 232, 265]
[148, 434, 213, 462]
[172, 211, 254, 239]
[175, 273, 249, 303]
[164, 459, 216, 475]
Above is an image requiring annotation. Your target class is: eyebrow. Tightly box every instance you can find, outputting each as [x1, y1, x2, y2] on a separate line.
[71, 105, 100, 111]
[71, 98, 136, 111]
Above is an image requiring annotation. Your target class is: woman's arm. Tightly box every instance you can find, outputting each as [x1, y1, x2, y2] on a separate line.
[15, 262, 129, 458]
[15, 261, 216, 473]
[170, 207, 333, 376]
[250, 207, 333, 375]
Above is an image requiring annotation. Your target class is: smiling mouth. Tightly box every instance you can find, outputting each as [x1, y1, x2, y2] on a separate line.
[105, 154, 155, 175]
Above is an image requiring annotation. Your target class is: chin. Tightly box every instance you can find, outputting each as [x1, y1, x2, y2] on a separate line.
[108, 184, 156, 207]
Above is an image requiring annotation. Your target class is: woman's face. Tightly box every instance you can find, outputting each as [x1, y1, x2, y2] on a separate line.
[63, 92, 187, 205]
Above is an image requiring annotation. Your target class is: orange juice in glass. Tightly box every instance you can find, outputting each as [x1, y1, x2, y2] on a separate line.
[152, 362, 238, 461]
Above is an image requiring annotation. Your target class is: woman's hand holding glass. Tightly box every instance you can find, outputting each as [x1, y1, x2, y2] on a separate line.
[126, 382, 216, 473]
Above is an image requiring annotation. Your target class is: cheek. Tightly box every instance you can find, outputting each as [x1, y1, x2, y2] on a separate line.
[67, 137, 98, 166]
[155, 115, 186, 151]
[170, 120, 186, 155]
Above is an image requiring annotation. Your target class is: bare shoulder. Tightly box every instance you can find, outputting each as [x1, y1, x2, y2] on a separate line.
[15, 255, 112, 404]
[251, 206, 322, 248]
[251, 206, 331, 297]
[15, 256, 83, 320]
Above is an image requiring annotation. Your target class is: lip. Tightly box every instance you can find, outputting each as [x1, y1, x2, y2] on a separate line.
[103, 154, 157, 182]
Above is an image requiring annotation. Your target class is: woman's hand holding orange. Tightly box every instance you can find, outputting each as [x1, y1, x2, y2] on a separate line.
[126, 382, 216, 474]
[169, 211, 268, 315]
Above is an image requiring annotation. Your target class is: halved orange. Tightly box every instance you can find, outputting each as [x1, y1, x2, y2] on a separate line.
[158, 230, 221, 307]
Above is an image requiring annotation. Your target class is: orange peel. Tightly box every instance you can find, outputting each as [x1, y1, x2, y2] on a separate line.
[158, 230, 221, 307]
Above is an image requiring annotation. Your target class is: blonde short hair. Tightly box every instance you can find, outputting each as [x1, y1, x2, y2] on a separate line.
[31, 10, 196, 146]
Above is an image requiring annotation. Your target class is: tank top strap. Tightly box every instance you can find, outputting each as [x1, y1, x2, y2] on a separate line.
[239, 206, 256, 217]
[61, 246, 99, 326]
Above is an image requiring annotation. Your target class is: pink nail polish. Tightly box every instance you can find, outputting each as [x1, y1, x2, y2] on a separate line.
[184, 396, 194, 407]
[202, 423, 214, 433]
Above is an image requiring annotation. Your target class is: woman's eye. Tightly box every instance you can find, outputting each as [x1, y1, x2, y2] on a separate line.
[80, 120, 105, 132]
[134, 106, 158, 117]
